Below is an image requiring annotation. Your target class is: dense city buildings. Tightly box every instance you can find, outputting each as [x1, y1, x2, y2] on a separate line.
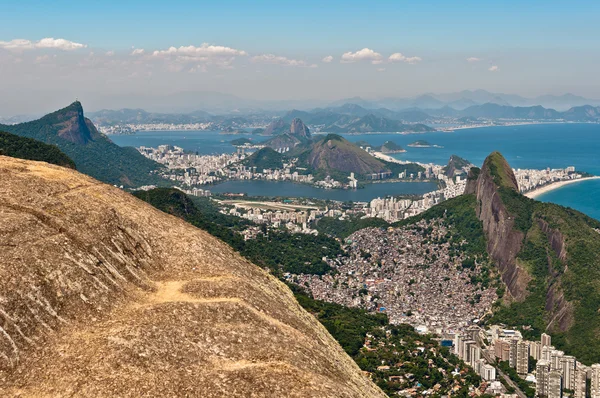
[292, 220, 497, 333]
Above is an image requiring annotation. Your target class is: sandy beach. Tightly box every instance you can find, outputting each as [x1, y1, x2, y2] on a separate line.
[525, 176, 600, 198]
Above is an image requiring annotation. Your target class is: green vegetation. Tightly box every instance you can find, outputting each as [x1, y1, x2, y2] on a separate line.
[484, 151, 517, 189]
[243, 147, 284, 170]
[467, 167, 481, 181]
[314, 216, 390, 240]
[0, 131, 76, 169]
[0, 102, 161, 187]
[290, 284, 388, 356]
[137, 187, 489, 396]
[291, 284, 484, 397]
[134, 188, 342, 276]
[376, 141, 405, 153]
[490, 197, 600, 364]
[408, 140, 433, 146]
[498, 186, 535, 233]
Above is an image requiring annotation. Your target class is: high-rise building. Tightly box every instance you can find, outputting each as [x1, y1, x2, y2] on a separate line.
[494, 339, 511, 362]
[509, 338, 519, 368]
[542, 333, 552, 348]
[462, 340, 476, 363]
[517, 341, 529, 375]
[574, 369, 587, 398]
[480, 361, 497, 381]
[551, 350, 565, 371]
[537, 360, 550, 398]
[529, 341, 542, 360]
[469, 344, 481, 367]
[561, 355, 576, 390]
[548, 370, 563, 398]
[541, 345, 555, 362]
[591, 364, 600, 398]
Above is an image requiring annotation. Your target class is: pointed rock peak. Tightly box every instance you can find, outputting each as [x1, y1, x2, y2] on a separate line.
[39, 101, 93, 145]
[290, 118, 310, 138]
[481, 151, 519, 191]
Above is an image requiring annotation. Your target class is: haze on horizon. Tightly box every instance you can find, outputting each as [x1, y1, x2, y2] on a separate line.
[1, 0, 600, 115]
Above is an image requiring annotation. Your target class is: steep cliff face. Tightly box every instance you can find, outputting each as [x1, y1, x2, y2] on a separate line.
[0, 156, 385, 398]
[289, 117, 311, 139]
[473, 152, 530, 300]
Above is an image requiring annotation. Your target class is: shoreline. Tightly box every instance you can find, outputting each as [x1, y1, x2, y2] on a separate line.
[524, 176, 600, 199]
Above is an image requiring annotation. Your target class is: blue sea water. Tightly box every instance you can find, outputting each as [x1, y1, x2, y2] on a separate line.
[110, 123, 600, 219]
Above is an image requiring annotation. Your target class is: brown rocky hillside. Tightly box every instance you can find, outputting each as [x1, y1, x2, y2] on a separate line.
[0, 155, 385, 398]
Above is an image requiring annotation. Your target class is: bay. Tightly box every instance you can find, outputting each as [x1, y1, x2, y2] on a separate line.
[110, 123, 600, 219]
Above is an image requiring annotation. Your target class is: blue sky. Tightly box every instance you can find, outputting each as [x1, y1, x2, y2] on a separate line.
[1, 0, 599, 114]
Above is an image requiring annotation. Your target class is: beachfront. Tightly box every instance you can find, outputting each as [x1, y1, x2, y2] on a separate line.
[525, 176, 600, 199]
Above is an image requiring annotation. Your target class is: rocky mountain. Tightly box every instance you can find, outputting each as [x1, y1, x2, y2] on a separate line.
[303, 135, 387, 176]
[243, 147, 285, 170]
[262, 118, 291, 136]
[442, 154, 472, 177]
[263, 118, 312, 151]
[0, 131, 76, 169]
[324, 114, 434, 134]
[289, 117, 311, 139]
[0, 155, 385, 398]
[459, 103, 562, 119]
[562, 105, 600, 121]
[375, 141, 405, 154]
[0, 102, 160, 187]
[298, 134, 422, 180]
[464, 152, 600, 364]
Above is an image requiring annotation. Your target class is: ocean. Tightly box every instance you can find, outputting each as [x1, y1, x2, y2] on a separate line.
[111, 123, 600, 219]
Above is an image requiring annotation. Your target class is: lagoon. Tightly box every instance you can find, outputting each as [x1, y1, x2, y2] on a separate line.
[208, 180, 437, 202]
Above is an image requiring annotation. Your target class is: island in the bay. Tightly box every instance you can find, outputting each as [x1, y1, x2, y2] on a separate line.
[407, 140, 443, 148]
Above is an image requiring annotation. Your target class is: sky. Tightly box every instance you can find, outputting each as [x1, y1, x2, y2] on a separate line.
[1, 0, 599, 115]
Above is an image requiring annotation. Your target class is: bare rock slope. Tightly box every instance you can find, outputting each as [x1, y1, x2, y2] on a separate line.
[0, 156, 384, 398]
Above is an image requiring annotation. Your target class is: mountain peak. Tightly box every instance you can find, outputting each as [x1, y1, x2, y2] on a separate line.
[36, 101, 93, 145]
[290, 117, 310, 139]
[481, 151, 519, 191]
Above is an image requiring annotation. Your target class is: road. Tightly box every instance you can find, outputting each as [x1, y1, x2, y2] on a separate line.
[476, 329, 528, 398]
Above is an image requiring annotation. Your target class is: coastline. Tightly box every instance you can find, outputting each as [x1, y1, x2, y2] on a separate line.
[524, 176, 600, 199]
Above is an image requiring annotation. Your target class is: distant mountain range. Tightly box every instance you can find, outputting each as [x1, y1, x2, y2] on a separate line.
[330, 90, 600, 111]
[86, 99, 600, 132]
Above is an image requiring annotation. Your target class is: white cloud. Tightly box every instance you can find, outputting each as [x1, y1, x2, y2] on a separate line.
[131, 48, 145, 56]
[466, 57, 481, 62]
[377, 68, 386, 72]
[251, 54, 315, 68]
[388, 53, 422, 64]
[151, 43, 247, 69]
[488, 65, 499, 72]
[322, 55, 333, 63]
[106, 51, 115, 56]
[152, 43, 247, 59]
[341, 48, 382, 64]
[0, 37, 86, 52]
